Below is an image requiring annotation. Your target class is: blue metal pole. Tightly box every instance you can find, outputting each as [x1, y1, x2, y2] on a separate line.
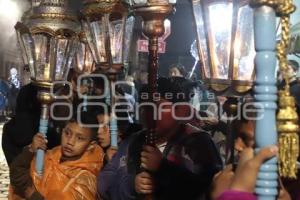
[35, 104, 49, 176]
[110, 113, 118, 148]
[106, 80, 118, 149]
[82, 79, 88, 112]
[253, 6, 278, 200]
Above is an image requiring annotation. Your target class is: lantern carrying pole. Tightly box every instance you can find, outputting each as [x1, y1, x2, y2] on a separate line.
[250, 2, 278, 199]
[35, 91, 52, 175]
[134, 3, 174, 145]
[15, 0, 80, 176]
[81, 0, 135, 149]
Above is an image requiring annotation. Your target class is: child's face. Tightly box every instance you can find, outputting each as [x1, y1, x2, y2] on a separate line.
[235, 121, 255, 153]
[61, 122, 93, 158]
[97, 114, 111, 148]
[169, 67, 183, 77]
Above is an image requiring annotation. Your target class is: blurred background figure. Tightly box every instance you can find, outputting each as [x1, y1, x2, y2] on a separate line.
[0, 80, 9, 122]
[168, 63, 187, 77]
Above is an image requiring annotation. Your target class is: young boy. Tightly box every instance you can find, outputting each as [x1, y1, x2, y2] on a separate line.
[98, 77, 223, 200]
[9, 111, 104, 200]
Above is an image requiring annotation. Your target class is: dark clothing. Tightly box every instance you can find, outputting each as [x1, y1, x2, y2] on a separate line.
[2, 83, 61, 165]
[98, 139, 136, 200]
[9, 146, 44, 200]
[98, 124, 223, 200]
[289, 80, 300, 112]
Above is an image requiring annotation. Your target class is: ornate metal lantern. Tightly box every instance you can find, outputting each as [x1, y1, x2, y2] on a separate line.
[191, 0, 255, 95]
[81, 0, 135, 149]
[81, 0, 135, 74]
[15, 0, 80, 175]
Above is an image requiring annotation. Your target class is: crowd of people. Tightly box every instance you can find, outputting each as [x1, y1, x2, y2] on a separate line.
[1, 62, 300, 200]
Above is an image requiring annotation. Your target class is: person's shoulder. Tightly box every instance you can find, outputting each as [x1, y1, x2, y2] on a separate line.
[183, 123, 212, 140]
[128, 129, 145, 143]
[45, 146, 62, 161]
[183, 128, 214, 147]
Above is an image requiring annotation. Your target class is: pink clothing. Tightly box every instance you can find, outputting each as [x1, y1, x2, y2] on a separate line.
[217, 190, 257, 200]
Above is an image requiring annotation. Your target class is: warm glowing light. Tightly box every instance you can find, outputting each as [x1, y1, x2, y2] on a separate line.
[209, 4, 232, 34]
[0, 0, 20, 19]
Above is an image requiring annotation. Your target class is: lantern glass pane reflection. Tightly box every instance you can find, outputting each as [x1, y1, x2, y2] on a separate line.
[82, 11, 135, 67]
[75, 41, 95, 74]
[233, 4, 255, 81]
[55, 38, 75, 80]
[21, 33, 35, 78]
[109, 16, 124, 64]
[32, 34, 50, 81]
[209, 3, 232, 79]
[123, 16, 135, 63]
[192, 2, 210, 78]
[82, 17, 107, 63]
[192, 0, 255, 86]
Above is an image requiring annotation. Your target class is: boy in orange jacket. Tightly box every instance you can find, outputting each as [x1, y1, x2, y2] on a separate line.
[9, 111, 104, 200]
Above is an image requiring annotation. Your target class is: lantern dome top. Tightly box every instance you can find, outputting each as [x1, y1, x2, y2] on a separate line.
[25, 0, 80, 32]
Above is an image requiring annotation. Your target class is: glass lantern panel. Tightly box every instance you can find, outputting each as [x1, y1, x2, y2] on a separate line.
[16, 31, 28, 66]
[76, 42, 85, 72]
[32, 34, 50, 81]
[55, 38, 69, 80]
[109, 16, 125, 64]
[21, 33, 35, 78]
[82, 18, 107, 64]
[209, 3, 233, 79]
[233, 5, 255, 81]
[132, 0, 147, 5]
[75, 42, 95, 74]
[84, 47, 95, 73]
[61, 38, 78, 81]
[123, 16, 135, 63]
[82, 20, 97, 63]
[192, 2, 210, 78]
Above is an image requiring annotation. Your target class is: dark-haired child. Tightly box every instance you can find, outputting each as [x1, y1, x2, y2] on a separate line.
[9, 112, 104, 200]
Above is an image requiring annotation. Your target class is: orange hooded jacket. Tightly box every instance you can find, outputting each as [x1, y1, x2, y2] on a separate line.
[10, 145, 104, 200]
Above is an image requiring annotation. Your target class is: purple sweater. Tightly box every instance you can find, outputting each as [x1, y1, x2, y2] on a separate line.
[217, 190, 257, 200]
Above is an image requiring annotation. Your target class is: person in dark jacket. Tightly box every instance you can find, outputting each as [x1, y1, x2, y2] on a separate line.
[2, 82, 65, 165]
[2, 83, 42, 165]
[97, 77, 223, 200]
